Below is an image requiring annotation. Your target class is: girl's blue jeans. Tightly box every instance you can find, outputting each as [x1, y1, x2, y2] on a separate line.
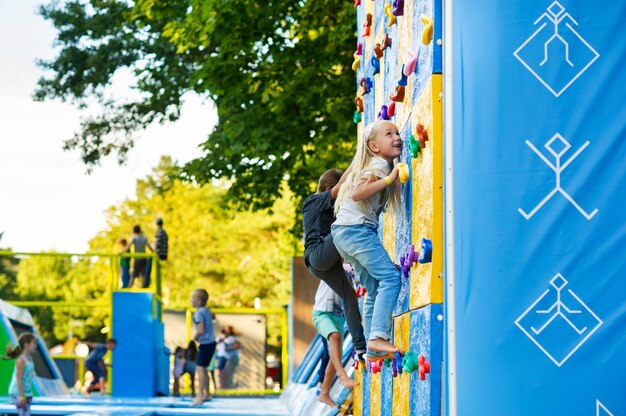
[332, 224, 401, 350]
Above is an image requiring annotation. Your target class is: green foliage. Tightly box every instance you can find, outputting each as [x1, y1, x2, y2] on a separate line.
[35, 0, 357, 217]
[13, 254, 109, 344]
[89, 156, 297, 310]
[9, 157, 298, 345]
[0, 233, 18, 299]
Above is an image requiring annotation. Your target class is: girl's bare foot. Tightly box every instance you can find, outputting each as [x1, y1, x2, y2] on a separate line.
[337, 374, 357, 390]
[368, 338, 403, 355]
[202, 395, 213, 402]
[318, 392, 338, 408]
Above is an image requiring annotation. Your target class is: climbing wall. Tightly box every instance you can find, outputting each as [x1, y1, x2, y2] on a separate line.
[352, 0, 444, 415]
[282, 1, 444, 414]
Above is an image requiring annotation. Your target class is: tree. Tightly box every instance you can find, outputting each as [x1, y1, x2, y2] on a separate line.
[8, 157, 298, 345]
[35, 0, 357, 215]
[87, 156, 297, 310]
[0, 233, 18, 300]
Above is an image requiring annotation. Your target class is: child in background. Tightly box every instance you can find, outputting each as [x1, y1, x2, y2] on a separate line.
[172, 342, 198, 397]
[172, 347, 185, 396]
[129, 225, 154, 288]
[191, 288, 216, 406]
[312, 280, 356, 408]
[82, 339, 117, 395]
[332, 120, 404, 360]
[118, 238, 131, 288]
[183, 341, 198, 396]
[4, 333, 37, 416]
[218, 326, 241, 389]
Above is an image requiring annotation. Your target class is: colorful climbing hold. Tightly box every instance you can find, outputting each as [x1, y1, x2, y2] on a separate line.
[391, 358, 398, 377]
[362, 13, 372, 37]
[389, 85, 405, 102]
[382, 33, 392, 50]
[416, 123, 429, 148]
[371, 56, 380, 76]
[405, 244, 419, 264]
[421, 15, 434, 45]
[397, 162, 409, 183]
[374, 43, 384, 59]
[392, 0, 404, 16]
[384, 4, 397, 27]
[352, 54, 361, 71]
[402, 351, 419, 373]
[418, 238, 432, 264]
[387, 101, 395, 117]
[370, 360, 383, 374]
[355, 96, 364, 113]
[418, 354, 431, 381]
[403, 49, 418, 76]
[395, 352, 403, 375]
[355, 284, 367, 298]
[378, 105, 390, 120]
[398, 65, 408, 86]
[408, 134, 422, 158]
[360, 77, 372, 95]
[399, 256, 410, 278]
[355, 42, 363, 56]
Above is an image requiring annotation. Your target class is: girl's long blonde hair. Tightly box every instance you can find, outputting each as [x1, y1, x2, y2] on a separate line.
[335, 120, 401, 215]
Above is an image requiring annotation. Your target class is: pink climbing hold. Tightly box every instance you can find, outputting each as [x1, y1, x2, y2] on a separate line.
[403, 49, 418, 76]
[355, 42, 363, 56]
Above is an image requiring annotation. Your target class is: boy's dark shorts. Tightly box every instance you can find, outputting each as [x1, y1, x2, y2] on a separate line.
[197, 342, 217, 367]
[133, 258, 148, 277]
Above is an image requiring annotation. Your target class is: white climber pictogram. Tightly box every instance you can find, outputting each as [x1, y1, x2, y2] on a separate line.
[515, 273, 602, 367]
[518, 133, 597, 220]
[597, 400, 615, 416]
[514, 1, 599, 97]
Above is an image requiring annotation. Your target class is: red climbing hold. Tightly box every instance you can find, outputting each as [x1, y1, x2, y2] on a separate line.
[418, 354, 431, 381]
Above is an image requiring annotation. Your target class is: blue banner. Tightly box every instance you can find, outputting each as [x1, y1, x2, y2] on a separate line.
[450, 1, 626, 415]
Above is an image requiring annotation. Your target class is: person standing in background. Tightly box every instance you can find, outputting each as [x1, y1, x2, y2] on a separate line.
[129, 225, 154, 288]
[154, 217, 169, 260]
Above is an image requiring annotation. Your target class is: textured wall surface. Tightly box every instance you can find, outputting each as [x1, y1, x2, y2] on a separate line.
[282, 0, 444, 413]
[353, 0, 443, 414]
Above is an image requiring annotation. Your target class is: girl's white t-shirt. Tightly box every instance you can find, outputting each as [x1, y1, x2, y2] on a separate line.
[334, 157, 390, 227]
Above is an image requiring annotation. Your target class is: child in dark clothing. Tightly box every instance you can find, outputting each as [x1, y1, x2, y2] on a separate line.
[301, 166, 367, 360]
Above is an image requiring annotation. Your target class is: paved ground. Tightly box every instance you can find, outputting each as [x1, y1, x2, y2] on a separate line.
[0, 395, 289, 415]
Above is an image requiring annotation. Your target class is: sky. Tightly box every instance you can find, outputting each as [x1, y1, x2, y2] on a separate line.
[0, 1, 217, 253]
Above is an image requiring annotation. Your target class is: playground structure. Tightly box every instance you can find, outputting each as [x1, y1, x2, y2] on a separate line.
[0, 251, 288, 404]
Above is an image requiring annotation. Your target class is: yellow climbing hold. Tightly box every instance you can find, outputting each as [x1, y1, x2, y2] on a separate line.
[384, 4, 397, 27]
[421, 15, 434, 45]
[397, 163, 409, 183]
[352, 54, 361, 71]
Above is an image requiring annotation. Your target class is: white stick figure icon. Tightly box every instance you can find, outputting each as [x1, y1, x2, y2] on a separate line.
[519, 133, 598, 220]
[535, 2, 577, 67]
[531, 276, 587, 335]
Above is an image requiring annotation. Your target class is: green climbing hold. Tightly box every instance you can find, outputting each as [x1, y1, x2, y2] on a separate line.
[408, 134, 422, 158]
